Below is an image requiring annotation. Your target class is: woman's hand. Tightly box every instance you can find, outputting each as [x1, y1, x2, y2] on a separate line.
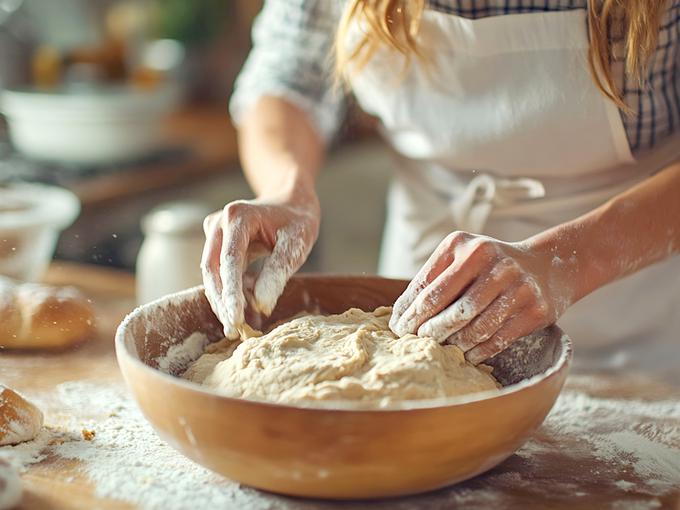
[389, 231, 576, 364]
[201, 192, 320, 339]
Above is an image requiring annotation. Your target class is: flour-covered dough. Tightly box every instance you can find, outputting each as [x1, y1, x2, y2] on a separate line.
[184, 307, 499, 406]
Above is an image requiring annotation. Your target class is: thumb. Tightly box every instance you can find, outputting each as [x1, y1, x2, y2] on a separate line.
[253, 226, 310, 315]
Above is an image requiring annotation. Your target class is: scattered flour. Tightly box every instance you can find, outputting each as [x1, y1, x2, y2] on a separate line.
[0, 459, 22, 510]
[155, 332, 209, 375]
[0, 378, 678, 510]
[519, 391, 680, 491]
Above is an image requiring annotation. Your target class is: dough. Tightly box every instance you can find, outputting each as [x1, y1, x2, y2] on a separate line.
[184, 307, 499, 406]
[0, 459, 22, 510]
[0, 386, 44, 446]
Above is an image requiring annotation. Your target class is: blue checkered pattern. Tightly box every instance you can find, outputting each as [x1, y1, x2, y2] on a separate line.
[230, 0, 680, 154]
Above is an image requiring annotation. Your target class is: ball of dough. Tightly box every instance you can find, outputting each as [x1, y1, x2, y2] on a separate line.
[186, 307, 500, 406]
[0, 385, 44, 446]
[0, 459, 22, 510]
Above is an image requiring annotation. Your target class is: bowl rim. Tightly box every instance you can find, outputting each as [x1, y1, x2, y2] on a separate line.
[115, 281, 573, 413]
[0, 84, 180, 120]
[0, 182, 80, 230]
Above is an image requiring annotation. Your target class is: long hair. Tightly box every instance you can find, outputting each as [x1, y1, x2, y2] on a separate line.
[335, 1, 668, 113]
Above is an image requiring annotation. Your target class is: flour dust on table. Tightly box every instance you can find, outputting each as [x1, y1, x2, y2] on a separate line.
[0, 376, 678, 510]
[0, 458, 22, 510]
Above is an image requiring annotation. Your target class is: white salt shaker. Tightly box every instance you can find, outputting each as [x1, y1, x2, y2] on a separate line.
[136, 201, 211, 304]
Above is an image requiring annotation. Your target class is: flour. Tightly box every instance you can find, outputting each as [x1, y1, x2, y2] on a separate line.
[517, 387, 680, 494]
[0, 417, 29, 448]
[416, 295, 478, 341]
[155, 332, 209, 375]
[253, 223, 312, 318]
[0, 459, 21, 510]
[0, 428, 52, 473]
[0, 378, 678, 510]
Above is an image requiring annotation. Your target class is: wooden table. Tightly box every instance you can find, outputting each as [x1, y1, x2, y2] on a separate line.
[1, 263, 679, 510]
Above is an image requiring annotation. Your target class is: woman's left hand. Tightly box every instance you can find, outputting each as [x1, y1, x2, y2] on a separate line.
[389, 231, 575, 364]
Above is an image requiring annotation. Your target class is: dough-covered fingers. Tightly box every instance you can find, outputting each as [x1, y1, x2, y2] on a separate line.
[446, 289, 525, 352]
[415, 259, 519, 341]
[466, 314, 538, 365]
[254, 224, 311, 315]
[219, 213, 252, 338]
[201, 214, 227, 332]
[392, 257, 480, 336]
[202, 197, 320, 337]
[389, 232, 461, 329]
[391, 233, 506, 336]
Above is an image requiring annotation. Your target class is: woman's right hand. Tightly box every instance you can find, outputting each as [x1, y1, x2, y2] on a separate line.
[201, 192, 320, 339]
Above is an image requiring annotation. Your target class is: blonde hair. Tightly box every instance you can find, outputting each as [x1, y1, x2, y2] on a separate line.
[336, 1, 668, 112]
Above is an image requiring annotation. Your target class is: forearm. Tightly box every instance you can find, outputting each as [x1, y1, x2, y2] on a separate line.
[238, 96, 325, 204]
[528, 162, 680, 303]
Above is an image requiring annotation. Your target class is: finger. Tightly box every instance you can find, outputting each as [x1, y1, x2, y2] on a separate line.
[219, 216, 251, 338]
[200, 216, 226, 326]
[390, 234, 462, 332]
[392, 261, 478, 337]
[242, 272, 257, 310]
[466, 313, 539, 365]
[415, 259, 520, 342]
[253, 225, 310, 316]
[447, 286, 528, 352]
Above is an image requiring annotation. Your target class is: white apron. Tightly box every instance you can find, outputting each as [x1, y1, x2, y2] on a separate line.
[348, 9, 680, 384]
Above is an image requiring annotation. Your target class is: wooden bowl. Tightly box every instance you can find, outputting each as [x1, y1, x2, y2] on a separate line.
[115, 275, 571, 500]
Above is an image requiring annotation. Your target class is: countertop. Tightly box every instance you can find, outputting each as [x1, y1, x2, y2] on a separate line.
[1, 263, 679, 510]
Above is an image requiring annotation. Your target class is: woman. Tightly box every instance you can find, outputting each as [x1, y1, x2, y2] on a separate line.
[202, 1, 680, 383]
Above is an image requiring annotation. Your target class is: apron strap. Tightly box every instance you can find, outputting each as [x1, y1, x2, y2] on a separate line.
[449, 174, 546, 232]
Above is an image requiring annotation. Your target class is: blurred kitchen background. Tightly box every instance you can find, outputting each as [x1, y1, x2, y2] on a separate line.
[0, 0, 393, 302]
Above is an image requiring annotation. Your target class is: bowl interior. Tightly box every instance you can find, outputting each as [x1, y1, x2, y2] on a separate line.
[123, 276, 566, 391]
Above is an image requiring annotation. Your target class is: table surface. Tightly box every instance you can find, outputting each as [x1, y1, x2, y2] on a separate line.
[1, 263, 679, 510]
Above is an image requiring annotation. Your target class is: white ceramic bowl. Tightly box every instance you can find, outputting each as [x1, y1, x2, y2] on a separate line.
[0, 183, 80, 281]
[0, 85, 179, 165]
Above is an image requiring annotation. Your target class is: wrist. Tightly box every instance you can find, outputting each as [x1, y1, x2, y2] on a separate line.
[256, 166, 319, 210]
[522, 226, 584, 310]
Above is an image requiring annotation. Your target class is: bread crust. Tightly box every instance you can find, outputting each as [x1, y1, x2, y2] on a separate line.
[0, 278, 95, 350]
[0, 385, 44, 446]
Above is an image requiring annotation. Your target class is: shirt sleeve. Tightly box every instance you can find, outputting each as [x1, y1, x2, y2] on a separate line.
[229, 0, 346, 143]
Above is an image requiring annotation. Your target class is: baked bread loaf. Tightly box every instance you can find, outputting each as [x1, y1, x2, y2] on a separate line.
[0, 277, 95, 350]
[0, 385, 43, 446]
